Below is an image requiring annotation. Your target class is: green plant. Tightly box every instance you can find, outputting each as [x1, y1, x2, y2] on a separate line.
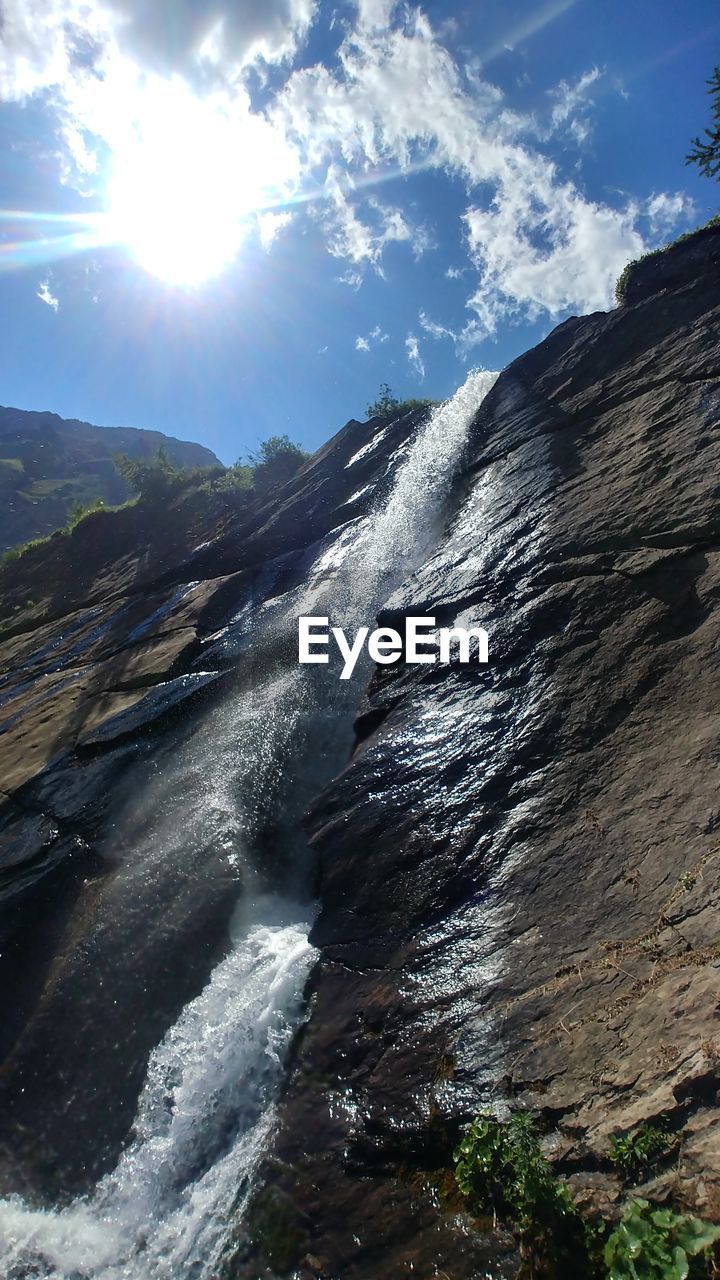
[365, 382, 438, 419]
[454, 1112, 720, 1279]
[214, 462, 254, 493]
[1, 531, 57, 565]
[454, 1112, 587, 1274]
[609, 1119, 677, 1180]
[113, 445, 182, 498]
[243, 435, 309, 494]
[366, 382, 401, 417]
[687, 66, 720, 181]
[604, 1199, 720, 1280]
[65, 496, 107, 531]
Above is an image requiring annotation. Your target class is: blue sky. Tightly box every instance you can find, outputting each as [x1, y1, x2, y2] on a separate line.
[0, 0, 718, 464]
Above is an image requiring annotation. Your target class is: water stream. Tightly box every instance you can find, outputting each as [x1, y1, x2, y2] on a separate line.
[0, 371, 497, 1279]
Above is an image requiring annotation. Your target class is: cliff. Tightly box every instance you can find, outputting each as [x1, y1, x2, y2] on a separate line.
[0, 227, 719, 1280]
[239, 226, 720, 1277]
[0, 405, 222, 552]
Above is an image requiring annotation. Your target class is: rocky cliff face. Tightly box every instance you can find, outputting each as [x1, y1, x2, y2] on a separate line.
[0, 230, 719, 1280]
[0, 400, 433, 1198]
[237, 228, 720, 1278]
[0, 405, 222, 551]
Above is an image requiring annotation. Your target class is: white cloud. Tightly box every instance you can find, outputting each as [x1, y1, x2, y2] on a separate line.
[37, 279, 60, 310]
[336, 268, 364, 289]
[462, 180, 646, 332]
[317, 173, 429, 275]
[355, 323, 389, 351]
[645, 191, 695, 237]
[405, 333, 424, 379]
[419, 309, 488, 358]
[549, 66, 601, 139]
[445, 265, 465, 279]
[356, 0, 397, 33]
[257, 210, 293, 249]
[274, 11, 686, 333]
[0, 0, 695, 335]
[0, 0, 317, 102]
[112, 0, 318, 77]
[0, 1, 104, 99]
[419, 311, 454, 341]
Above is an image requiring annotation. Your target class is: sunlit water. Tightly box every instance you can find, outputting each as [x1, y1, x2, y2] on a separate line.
[0, 370, 497, 1279]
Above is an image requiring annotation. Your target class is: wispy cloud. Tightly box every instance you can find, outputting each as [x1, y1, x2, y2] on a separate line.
[548, 66, 601, 145]
[355, 323, 389, 352]
[276, 9, 686, 335]
[405, 334, 424, 379]
[37, 279, 59, 310]
[645, 191, 695, 237]
[337, 269, 363, 289]
[419, 309, 487, 359]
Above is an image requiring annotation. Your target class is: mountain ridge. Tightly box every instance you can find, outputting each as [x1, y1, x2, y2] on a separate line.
[0, 403, 222, 552]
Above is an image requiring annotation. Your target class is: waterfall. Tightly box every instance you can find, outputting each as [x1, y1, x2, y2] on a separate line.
[0, 370, 497, 1280]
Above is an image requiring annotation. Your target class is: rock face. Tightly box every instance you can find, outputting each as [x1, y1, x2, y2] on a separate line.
[0, 228, 719, 1279]
[0, 404, 222, 551]
[0, 404, 428, 1195]
[236, 228, 720, 1277]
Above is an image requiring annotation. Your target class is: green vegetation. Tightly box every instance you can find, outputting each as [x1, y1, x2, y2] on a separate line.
[2, 536, 55, 566]
[112, 444, 193, 499]
[687, 66, 720, 181]
[454, 1111, 589, 1275]
[453, 1111, 720, 1280]
[65, 497, 109, 531]
[241, 434, 309, 494]
[614, 213, 720, 306]
[213, 461, 254, 493]
[365, 382, 439, 419]
[604, 1199, 720, 1280]
[1, 494, 130, 566]
[1, 435, 310, 569]
[609, 1119, 676, 1181]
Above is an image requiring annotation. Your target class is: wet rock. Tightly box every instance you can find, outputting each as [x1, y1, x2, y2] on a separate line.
[0, 404, 421, 1196]
[248, 226, 720, 1276]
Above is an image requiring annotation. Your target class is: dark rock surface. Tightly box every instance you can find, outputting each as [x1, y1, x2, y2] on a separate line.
[618, 217, 720, 306]
[0, 404, 222, 551]
[0, 405, 427, 1194]
[234, 228, 720, 1277]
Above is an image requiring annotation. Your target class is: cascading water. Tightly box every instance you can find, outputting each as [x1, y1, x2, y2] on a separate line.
[0, 370, 497, 1280]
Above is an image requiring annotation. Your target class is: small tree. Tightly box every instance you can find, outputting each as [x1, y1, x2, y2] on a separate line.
[687, 65, 720, 180]
[245, 435, 309, 494]
[366, 383, 401, 418]
[113, 446, 178, 499]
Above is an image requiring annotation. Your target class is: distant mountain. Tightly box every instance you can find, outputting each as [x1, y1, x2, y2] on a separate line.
[0, 406, 222, 551]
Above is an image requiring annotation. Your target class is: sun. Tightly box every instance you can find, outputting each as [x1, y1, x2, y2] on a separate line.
[106, 82, 275, 286]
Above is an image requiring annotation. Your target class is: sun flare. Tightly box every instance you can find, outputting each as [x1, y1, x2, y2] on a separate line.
[106, 82, 289, 286]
